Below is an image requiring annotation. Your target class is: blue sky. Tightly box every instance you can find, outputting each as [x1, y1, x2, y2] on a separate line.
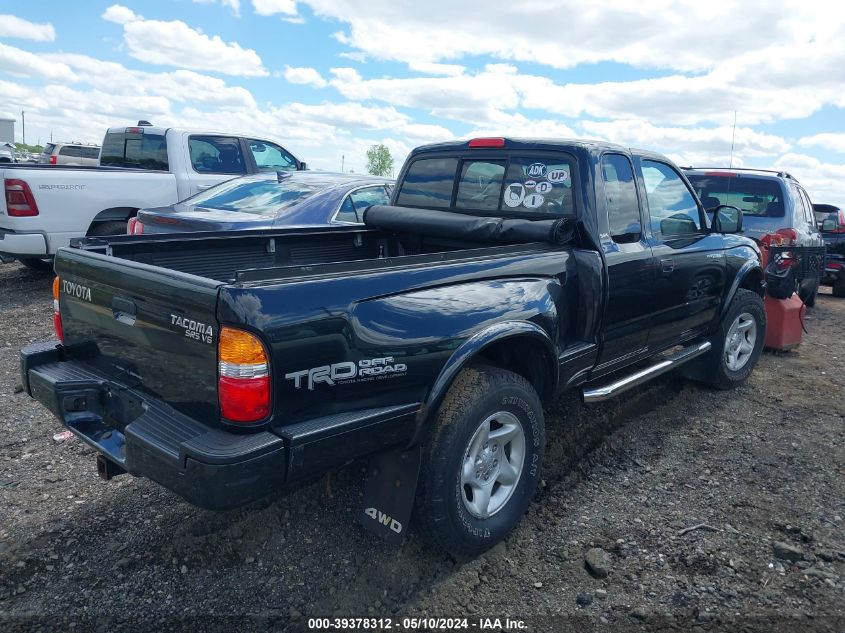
[1, 0, 844, 200]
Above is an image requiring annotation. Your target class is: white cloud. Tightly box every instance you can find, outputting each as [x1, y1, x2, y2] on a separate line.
[408, 62, 465, 77]
[301, 0, 823, 73]
[252, 0, 298, 16]
[580, 120, 790, 159]
[193, 0, 242, 17]
[772, 154, 845, 203]
[284, 66, 327, 88]
[102, 4, 267, 77]
[799, 133, 845, 154]
[0, 14, 56, 41]
[0, 42, 76, 81]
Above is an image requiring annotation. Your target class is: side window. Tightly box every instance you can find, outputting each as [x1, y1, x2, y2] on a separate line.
[248, 139, 297, 171]
[456, 160, 506, 210]
[83, 147, 100, 159]
[799, 188, 816, 228]
[601, 154, 641, 242]
[336, 186, 390, 223]
[641, 160, 702, 237]
[189, 136, 246, 175]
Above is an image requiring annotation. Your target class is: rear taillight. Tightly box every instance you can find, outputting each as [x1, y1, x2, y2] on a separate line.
[218, 326, 270, 424]
[52, 277, 64, 342]
[828, 262, 844, 270]
[49, 155, 57, 165]
[776, 228, 798, 245]
[127, 217, 144, 235]
[4, 179, 39, 216]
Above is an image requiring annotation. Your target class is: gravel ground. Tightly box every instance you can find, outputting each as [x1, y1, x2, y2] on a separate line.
[0, 260, 843, 632]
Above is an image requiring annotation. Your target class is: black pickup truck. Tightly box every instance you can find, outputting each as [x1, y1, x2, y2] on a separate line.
[22, 138, 765, 557]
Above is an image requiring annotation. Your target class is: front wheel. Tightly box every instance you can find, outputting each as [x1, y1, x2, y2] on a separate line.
[416, 365, 545, 558]
[692, 289, 766, 390]
[18, 257, 53, 272]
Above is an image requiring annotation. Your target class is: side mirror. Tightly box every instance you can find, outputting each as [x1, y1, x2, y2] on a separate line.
[711, 204, 743, 233]
[822, 218, 837, 232]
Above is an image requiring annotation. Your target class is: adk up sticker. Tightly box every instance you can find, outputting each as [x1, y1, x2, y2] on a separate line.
[526, 163, 547, 178]
[547, 168, 570, 185]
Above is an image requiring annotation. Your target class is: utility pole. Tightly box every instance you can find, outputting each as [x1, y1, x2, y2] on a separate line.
[21, 110, 25, 146]
[341, 154, 345, 172]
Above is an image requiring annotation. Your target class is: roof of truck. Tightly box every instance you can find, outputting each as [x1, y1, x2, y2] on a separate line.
[413, 137, 632, 155]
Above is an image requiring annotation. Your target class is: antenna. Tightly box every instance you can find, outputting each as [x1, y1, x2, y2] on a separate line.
[728, 110, 737, 169]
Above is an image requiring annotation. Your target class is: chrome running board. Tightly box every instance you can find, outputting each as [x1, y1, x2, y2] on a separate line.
[582, 341, 712, 403]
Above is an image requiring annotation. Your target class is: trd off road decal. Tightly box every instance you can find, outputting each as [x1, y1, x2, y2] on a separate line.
[285, 356, 407, 390]
[170, 314, 214, 344]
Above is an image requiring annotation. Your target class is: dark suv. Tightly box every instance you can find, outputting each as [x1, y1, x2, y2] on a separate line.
[816, 204, 845, 297]
[685, 168, 824, 305]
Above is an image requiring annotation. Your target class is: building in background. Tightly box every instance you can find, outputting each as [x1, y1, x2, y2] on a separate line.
[0, 118, 14, 144]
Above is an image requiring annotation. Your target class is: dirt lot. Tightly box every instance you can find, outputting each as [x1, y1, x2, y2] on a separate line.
[0, 260, 843, 632]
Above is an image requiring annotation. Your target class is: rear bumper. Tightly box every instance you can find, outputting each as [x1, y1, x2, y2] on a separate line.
[0, 228, 47, 257]
[21, 341, 419, 510]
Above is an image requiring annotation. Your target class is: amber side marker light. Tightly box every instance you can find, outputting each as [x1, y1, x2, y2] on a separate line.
[218, 326, 271, 424]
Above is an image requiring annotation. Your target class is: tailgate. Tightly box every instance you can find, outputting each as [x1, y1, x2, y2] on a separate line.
[55, 247, 224, 425]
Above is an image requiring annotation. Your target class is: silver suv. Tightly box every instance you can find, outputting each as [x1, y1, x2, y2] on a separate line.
[39, 142, 100, 166]
[684, 168, 824, 306]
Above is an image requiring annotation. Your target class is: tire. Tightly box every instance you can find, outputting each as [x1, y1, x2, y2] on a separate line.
[88, 221, 129, 237]
[416, 365, 545, 558]
[800, 278, 819, 307]
[18, 257, 53, 272]
[694, 289, 766, 390]
[833, 279, 845, 298]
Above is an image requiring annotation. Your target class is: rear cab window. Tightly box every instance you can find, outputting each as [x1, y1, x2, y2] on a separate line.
[101, 130, 169, 170]
[396, 153, 576, 216]
[686, 173, 785, 218]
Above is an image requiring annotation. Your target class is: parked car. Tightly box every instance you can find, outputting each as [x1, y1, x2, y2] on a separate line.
[0, 142, 16, 163]
[38, 142, 101, 166]
[818, 205, 845, 297]
[813, 203, 840, 229]
[130, 171, 393, 234]
[0, 122, 305, 270]
[684, 167, 824, 305]
[22, 137, 765, 557]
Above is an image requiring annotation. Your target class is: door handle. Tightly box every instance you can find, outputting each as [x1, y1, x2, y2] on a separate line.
[661, 258, 675, 273]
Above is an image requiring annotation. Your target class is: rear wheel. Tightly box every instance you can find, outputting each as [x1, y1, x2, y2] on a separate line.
[416, 365, 545, 558]
[88, 221, 129, 237]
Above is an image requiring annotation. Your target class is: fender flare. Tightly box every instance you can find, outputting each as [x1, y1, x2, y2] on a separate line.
[720, 259, 764, 320]
[410, 320, 558, 445]
[90, 206, 139, 224]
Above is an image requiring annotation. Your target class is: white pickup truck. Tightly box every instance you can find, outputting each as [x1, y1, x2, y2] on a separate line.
[0, 124, 305, 270]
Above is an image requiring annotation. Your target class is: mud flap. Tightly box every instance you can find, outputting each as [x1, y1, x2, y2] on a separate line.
[359, 446, 421, 545]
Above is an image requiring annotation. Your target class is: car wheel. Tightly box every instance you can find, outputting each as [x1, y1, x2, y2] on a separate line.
[833, 278, 845, 298]
[697, 289, 766, 390]
[88, 221, 131, 237]
[416, 365, 545, 558]
[18, 257, 53, 273]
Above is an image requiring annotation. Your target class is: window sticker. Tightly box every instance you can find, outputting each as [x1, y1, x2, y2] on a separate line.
[526, 163, 547, 178]
[547, 168, 570, 185]
[535, 181, 554, 195]
[524, 179, 537, 189]
[523, 193, 545, 209]
[504, 182, 526, 207]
